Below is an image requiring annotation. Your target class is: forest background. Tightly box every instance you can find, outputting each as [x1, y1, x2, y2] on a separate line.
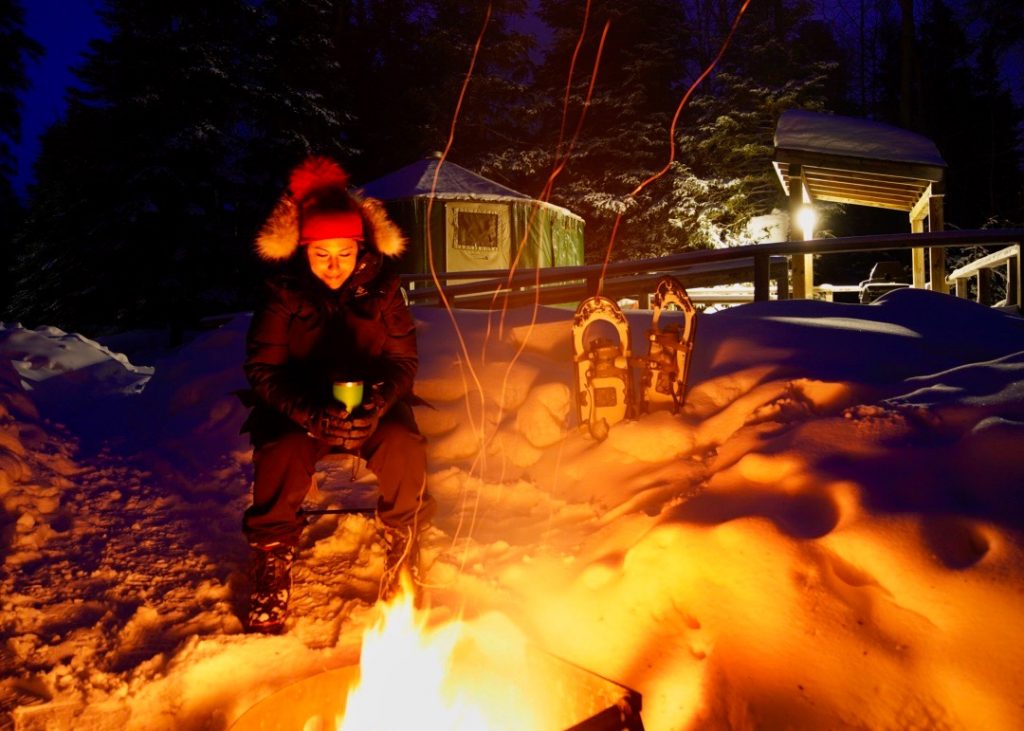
[0, 0, 1022, 336]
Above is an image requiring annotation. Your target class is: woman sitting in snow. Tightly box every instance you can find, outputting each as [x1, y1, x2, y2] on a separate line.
[240, 156, 433, 634]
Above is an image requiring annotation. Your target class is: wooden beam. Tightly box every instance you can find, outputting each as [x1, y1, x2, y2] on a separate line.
[805, 167, 926, 186]
[800, 165, 932, 188]
[909, 183, 933, 223]
[806, 186, 920, 207]
[754, 254, 771, 301]
[928, 195, 948, 294]
[789, 165, 813, 299]
[775, 148, 945, 183]
[812, 194, 915, 212]
[805, 173, 927, 196]
[946, 244, 1020, 279]
[810, 188, 918, 206]
[806, 179, 920, 200]
[977, 268, 992, 305]
[772, 161, 789, 196]
[910, 217, 927, 289]
[776, 263, 790, 300]
[1009, 256, 1020, 309]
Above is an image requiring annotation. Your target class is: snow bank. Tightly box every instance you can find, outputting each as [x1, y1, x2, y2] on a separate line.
[3, 289, 1024, 730]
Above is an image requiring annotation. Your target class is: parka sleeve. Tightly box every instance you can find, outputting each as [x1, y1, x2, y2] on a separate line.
[373, 277, 418, 412]
[244, 283, 318, 429]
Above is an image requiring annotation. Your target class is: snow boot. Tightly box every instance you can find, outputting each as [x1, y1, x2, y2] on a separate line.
[247, 541, 296, 634]
[377, 521, 420, 603]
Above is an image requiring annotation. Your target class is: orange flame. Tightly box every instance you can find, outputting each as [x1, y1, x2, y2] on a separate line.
[335, 578, 544, 730]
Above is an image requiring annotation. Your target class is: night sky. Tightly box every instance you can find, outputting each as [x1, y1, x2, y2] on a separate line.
[13, 0, 105, 197]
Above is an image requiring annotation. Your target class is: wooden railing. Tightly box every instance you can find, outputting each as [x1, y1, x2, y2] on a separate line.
[402, 228, 1024, 310]
[946, 244, 1020, 307]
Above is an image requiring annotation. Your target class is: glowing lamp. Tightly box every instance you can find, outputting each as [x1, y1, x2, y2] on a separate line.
[794, 203, 819, 240]
[796, 204, 817, 241]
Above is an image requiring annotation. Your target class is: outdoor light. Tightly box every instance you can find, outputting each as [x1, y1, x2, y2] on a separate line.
[797, 204, 817, 240]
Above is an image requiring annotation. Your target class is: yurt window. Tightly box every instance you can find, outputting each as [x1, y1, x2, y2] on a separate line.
[445, 201, 511, 271]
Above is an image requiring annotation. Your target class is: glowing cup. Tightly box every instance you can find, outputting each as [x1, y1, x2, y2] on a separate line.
[332, 380, 364, 413]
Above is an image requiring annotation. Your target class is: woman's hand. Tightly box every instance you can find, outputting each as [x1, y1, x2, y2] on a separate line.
[337, 401, 381, 451]
[307, 401, 381, 450]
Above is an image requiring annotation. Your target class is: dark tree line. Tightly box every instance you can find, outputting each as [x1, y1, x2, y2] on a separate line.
[1, 0, 1021, 334]
[0, 0, 41, 315]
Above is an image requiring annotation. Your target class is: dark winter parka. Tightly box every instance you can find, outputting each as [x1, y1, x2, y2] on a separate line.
[241, 172, 415, 444]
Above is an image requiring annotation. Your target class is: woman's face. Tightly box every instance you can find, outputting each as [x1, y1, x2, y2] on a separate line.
[306, 238, 360, 290]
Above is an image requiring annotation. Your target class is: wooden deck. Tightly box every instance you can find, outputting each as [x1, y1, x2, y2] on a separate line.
[402, 229, 1024, 311]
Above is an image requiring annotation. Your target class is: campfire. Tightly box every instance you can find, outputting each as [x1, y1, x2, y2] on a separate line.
[231, 577, 644, 730]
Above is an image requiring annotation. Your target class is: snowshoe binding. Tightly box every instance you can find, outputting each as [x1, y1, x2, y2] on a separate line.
[377, 521, 420, 604]
[572, 295, 635, 440]
[635, 276, 697, 415]
[247, 542, 296, 634]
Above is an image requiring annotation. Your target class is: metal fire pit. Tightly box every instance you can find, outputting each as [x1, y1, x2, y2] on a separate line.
[231, 646, 643, 730]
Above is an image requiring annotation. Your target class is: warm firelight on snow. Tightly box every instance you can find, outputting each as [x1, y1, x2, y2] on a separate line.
[230, 569, 643, 731]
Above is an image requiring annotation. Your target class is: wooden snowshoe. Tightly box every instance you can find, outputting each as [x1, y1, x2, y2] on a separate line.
[635, 276, 697, 414]
[572, 295, 634, 440]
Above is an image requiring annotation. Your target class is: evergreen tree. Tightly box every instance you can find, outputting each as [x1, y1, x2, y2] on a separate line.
[11, 0, 257, 333]
[673, 0, 843, 250]
[488, 0, 843, 263]
[335, 0, 533, 182]
[0, 0, 41, 316]
[874, 0, 1022, 229]
[10, 0, 354, 333]
[9, 0, 532, 332]
[503, 0, 696, 262]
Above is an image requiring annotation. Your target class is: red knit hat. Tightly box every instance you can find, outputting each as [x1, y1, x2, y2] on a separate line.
[299, 208, 364, 242]
[256, 156, 406, 261]
[288, 157, 364, 242]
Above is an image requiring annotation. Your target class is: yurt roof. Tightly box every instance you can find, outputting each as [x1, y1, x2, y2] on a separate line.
[358, 156, 584, 221]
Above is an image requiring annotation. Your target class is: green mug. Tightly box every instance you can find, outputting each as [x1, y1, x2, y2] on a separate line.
[332, 380, 364, 413]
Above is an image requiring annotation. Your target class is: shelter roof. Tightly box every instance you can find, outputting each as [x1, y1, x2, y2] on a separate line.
[773, 110, 946, 213]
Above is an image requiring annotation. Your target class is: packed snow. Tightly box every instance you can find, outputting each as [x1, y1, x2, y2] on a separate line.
[774, 109, 946, 167]
[2, 288, 1024, 730]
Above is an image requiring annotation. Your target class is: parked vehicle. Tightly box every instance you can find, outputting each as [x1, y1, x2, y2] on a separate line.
[859, 260, 910, 303]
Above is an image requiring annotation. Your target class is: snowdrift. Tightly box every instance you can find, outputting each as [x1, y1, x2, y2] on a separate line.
[2, 289, 1024, 730]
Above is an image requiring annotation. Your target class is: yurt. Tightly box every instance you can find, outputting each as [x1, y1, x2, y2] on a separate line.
[358, 155, 584, 276]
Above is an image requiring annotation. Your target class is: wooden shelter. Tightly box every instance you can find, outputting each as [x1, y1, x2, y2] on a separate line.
[773, 110, 947, 297]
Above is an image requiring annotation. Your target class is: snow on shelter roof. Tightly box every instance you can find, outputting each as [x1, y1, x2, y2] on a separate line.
[773, 110, 946, 213]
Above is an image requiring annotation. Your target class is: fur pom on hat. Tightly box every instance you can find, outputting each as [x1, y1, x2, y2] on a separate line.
[255, 156, 406, 261]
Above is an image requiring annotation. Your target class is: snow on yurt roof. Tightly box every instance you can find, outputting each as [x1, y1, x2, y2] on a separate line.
[360, 155, 531, 200]
[358, 155, 584, 220]
[774, 109, 946, 168]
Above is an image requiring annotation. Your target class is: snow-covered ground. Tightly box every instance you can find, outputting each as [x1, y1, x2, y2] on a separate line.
[2, 288, 1023, 730]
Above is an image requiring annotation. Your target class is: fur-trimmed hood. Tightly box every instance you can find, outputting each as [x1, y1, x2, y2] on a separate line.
[255, 156, 406, 262]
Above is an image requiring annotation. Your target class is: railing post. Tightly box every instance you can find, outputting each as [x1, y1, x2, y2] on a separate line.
[754, 254, 771, 301]
[910, 217, 927, 289]
[928, 195, 948, 293]
[776, 260, 790, 300]
[977, 268, 992, 305]
[788, 165, 813, 299]
[1009, 250, 1021, 309]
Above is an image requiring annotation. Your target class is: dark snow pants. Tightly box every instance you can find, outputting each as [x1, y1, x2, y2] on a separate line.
[243, 402, 431, 547]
